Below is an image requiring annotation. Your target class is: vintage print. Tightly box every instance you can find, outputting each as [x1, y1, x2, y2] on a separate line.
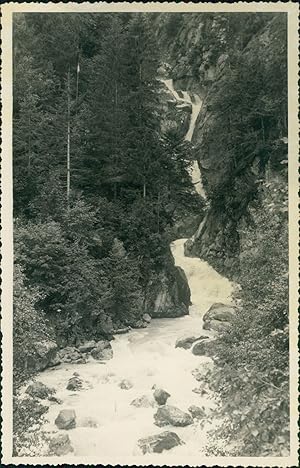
[1, 2, 298, 466]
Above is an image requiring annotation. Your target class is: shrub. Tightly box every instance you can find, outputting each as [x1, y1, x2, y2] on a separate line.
[13, 264, 51, 387]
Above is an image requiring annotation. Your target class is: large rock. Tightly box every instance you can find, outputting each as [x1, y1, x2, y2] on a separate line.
[154, 405, 193, 427]
[25, 381, 55, 400]
[78, 340, 97, 353]
[191, 337, 217, 357]
[142, 313, 151, 323]
[91, 340, 113, 361]
[203, 303, 237, 322]
[66, 375, 83, 391]
[202, 303, 237, 333]
[175, 335, 209, 350]
[153, 388, 170, 406]
[144, 265, 190, 319]
[138, 431, 183, 454]
[26, 340, 58, 372]
[49, 433, 73, 456]
[55, 409, 76, 430]
[130, 395, 155, 408]
[58, 346, 86, 364]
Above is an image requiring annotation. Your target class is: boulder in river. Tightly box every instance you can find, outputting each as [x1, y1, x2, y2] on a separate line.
[49, 433, 73, 456]
[154, 405, 193, 427]
[153, 388, 170, 405]
[25, 381, 55, 400]
[66, 375, 83, 391]
[119, 379, 133, 390]
[55, 409, 76, 430]
[142, 313, 151, 323]
[175, 335, 209, 350]
[91, 340, 113, 361]
[202, 303, 237, 332]
[188, 405, 206, 419]
[130, 395, 155, 408]
[138, 431, 183, 454]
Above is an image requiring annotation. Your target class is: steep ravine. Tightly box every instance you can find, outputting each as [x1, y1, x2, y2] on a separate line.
[17, 81, 236, 460]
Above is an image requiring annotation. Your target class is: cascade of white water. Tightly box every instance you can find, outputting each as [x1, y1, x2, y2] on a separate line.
[161, 78, 206, 199]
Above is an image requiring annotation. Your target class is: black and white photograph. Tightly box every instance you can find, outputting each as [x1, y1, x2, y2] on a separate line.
[1, 2, 298, 466]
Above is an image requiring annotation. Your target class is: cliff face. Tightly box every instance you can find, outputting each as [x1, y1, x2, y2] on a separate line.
[155, 13, 287, 278]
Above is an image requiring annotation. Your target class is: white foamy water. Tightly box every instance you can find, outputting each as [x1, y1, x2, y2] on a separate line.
[161, 78, 206, 199]
[28, 239, 234, 462]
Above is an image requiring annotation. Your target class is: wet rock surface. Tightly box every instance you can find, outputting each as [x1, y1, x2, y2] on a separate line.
[91, 341, 113, 361]
[175, 335, 209, 350]
[66, 374, 83, 391]
[138, 431, 183, 454]
[26, 340, 58, 372]
[192, 337, 217, 356]
[58, 346, 86, 364]
[55, 409, 76, 430]
[153, 388, 171, 406]
[154, 405, 193, 427]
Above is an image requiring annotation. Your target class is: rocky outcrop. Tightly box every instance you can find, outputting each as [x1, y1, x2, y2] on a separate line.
[175, 334, 209, 350]
[25, 340, 59, 373]
[191, 337, 217, 357]
[25, 381, 55, 400]
[138, 431, 183, 454]
[144, 265, 190, 319]
[58, 346, 86, 364]
[154, 405, 193, 427]
[184, 16, 287, 277]
[55, 409, 76, 430]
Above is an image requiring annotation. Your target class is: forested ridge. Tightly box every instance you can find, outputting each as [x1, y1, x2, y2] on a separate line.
[13, 12, 289, 459]
[14, 12, 198, 370]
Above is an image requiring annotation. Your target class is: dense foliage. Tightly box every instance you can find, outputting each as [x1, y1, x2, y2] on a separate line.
[206, 173, 289, 456]
[13, 12, 198, 382]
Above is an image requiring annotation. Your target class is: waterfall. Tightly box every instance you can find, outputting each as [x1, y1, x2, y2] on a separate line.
[161, 78, 206, 199]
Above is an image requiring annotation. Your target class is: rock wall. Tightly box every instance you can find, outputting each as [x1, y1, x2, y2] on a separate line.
[154, 13, 287, 278]
[144, 263, 190, 319]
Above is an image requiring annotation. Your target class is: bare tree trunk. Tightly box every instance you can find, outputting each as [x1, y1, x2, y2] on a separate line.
[67, 69, 71, 209]
[28, 115, 31, 175]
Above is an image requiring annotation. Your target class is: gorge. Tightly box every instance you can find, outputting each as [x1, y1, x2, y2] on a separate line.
[12, 11, 289, 460]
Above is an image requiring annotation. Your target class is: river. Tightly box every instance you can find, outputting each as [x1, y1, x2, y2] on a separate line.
[24, 79, 234, 461]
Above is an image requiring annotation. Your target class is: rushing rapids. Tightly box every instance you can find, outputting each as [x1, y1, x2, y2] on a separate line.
[21, 78, 234, 462]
